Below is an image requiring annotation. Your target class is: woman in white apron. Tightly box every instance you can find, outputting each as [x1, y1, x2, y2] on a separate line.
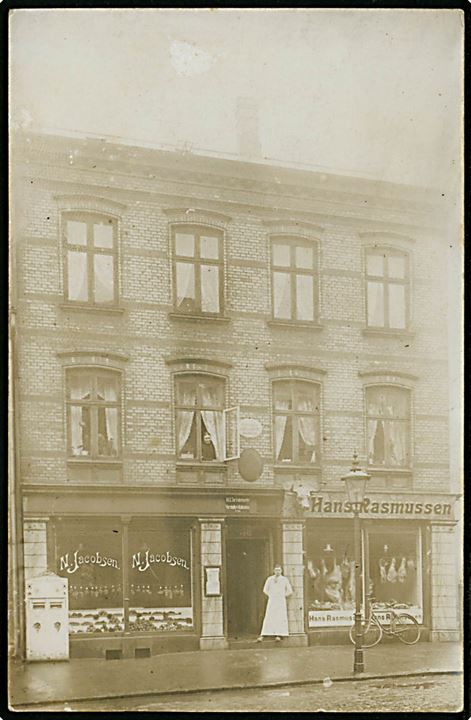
[256, 565, 293, 642]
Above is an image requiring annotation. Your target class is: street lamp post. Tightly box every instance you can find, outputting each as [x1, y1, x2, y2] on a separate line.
[341, 451, 371, 675]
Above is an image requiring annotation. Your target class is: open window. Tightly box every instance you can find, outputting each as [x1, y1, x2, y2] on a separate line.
[175, 375, 239, 462]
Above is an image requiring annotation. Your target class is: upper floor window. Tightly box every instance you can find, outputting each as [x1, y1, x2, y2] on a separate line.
[365, 248, 409, 330]
[63, 213, 118, 305]
[366, 385, 411, 468]
[172, 226, 224, 316]
[174, 374, 239, 463]
[271, 237, 318, 323]
[67, 368, 121, 459]
[273, 380, 320, 464]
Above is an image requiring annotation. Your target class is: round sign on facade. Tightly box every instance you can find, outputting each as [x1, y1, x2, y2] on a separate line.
[239, 418, 263, 439]
[238, 448, 264, 482]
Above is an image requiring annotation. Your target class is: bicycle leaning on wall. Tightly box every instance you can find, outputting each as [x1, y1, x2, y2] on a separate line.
[349, 594, 421, 647]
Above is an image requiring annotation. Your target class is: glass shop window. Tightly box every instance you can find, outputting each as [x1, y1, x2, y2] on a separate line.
[64, 213, 118, 305]
[66, 368, 121, 460]
[305, 523, 356, 627]
[55, 525, 124, 634]
[366, 385, 411, 468]
[367, 530, 422, 622]
[173, 226, 224, 316]
[128, 527, 193, 632]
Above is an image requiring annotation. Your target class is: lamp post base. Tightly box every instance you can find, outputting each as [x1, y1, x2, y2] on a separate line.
[353, 647, 365, 674]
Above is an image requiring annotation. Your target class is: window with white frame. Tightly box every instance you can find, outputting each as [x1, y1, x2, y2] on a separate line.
[366, 385, 411, 468]
[67, 368, 121, 459]
[365, 248, 409, 330]
[63, 213, 118, 305]
[172, 226, 224, 315]
[175, 374, 238, 462]
[273, 380, 320, 464]
[271, 237, 318, 322]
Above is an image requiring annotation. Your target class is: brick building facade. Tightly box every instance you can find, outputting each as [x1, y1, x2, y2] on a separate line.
[10, 131, 460, 659]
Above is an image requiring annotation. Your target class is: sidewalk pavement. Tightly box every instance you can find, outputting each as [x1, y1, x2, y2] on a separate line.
[9, 641, 462, 709]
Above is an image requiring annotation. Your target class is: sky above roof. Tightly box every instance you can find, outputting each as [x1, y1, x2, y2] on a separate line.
[10, 9, 461, 190]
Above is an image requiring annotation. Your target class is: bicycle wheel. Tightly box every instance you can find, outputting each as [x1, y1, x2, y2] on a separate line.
[348, 619, 382, 648]
[393, 613, 421, 644]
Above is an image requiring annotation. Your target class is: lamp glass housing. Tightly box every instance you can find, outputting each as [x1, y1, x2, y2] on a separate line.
[342, 471, 370, 507]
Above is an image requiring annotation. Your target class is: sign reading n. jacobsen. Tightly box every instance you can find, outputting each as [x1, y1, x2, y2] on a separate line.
[309, 494, 455, 520]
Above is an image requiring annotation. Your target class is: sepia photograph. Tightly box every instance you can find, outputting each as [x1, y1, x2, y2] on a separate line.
[8, 7, 464, 713]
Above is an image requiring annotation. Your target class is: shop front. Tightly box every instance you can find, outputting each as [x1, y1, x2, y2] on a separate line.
[22, 485, 286, 657]
[303, 490, 459, 644]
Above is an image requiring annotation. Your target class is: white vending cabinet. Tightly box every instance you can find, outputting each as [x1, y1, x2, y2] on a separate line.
[25, 571, 69, 661]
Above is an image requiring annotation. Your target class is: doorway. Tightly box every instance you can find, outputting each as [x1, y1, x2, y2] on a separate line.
[226, 538, 268, 638]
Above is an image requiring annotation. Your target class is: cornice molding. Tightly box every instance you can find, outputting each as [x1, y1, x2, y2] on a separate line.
[164, 355, 233, 370]
[162, 207, 231, 227]
[53, 194, 127, 213]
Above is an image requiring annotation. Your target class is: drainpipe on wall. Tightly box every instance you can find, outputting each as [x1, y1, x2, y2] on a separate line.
[9, 170, 26, 658]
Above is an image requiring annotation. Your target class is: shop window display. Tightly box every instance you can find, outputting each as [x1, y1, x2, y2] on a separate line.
[305, 524, 356, 627]
[129, 527, 193, 632]
[55, 526, 124, 634]
[367, 530, 422, 622]
[55, 521, 194, 635]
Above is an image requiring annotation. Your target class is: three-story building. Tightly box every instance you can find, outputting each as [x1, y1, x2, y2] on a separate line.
[10, 130, 460, 659]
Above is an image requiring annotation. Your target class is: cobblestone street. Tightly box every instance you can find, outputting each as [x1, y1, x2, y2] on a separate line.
[29, 673, 463, 713]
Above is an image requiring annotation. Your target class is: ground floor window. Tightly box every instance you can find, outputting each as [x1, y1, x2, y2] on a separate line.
[367, 527, 423, 623]
[53, 519, 194, 635]
[305, 521, 424, 628]
[305, 521, 355, 627]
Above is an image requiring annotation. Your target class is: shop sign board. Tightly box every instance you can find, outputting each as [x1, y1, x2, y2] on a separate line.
[225, 495, 251, 512]
[308, 606, 423, 628]
[308, 493, 456, 521]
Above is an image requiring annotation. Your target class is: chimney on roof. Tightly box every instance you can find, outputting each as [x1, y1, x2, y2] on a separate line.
[236, 97, 261, 158]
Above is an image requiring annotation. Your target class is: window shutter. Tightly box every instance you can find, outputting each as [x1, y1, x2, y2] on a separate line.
[223, 406, 240, 461]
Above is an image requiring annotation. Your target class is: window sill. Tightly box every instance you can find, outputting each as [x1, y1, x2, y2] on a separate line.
[60, 303, 125, 315]
[274, 464, 321, 474]
[67, 458, 122, 467]
[168, 312, 230, 324]
[176, 461, 227, 471]
[362, 327, 415, 340]
[367, 467, 411, 474]
[267, 319, 323, 331]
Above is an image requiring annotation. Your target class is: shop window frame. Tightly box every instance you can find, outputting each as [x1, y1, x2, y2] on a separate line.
[51, 517, 197, 638]
[363, 522, 424, 623]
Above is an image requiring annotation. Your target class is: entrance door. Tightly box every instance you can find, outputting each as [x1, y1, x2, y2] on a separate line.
[226, 538, 267, 638]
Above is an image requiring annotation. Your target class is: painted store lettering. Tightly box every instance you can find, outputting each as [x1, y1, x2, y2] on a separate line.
[310, 496, 451, 517]
[59, 550, 120, 574]
[131, 550, 190, 572]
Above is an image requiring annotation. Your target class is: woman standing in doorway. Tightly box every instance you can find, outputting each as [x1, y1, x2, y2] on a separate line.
[256, 564, 293, 642]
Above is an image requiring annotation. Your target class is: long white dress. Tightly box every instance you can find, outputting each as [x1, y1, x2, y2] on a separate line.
[260, 574, 293, 637]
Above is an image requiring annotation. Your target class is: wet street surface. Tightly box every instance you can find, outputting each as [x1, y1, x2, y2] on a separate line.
[30, 673, 462, 713]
